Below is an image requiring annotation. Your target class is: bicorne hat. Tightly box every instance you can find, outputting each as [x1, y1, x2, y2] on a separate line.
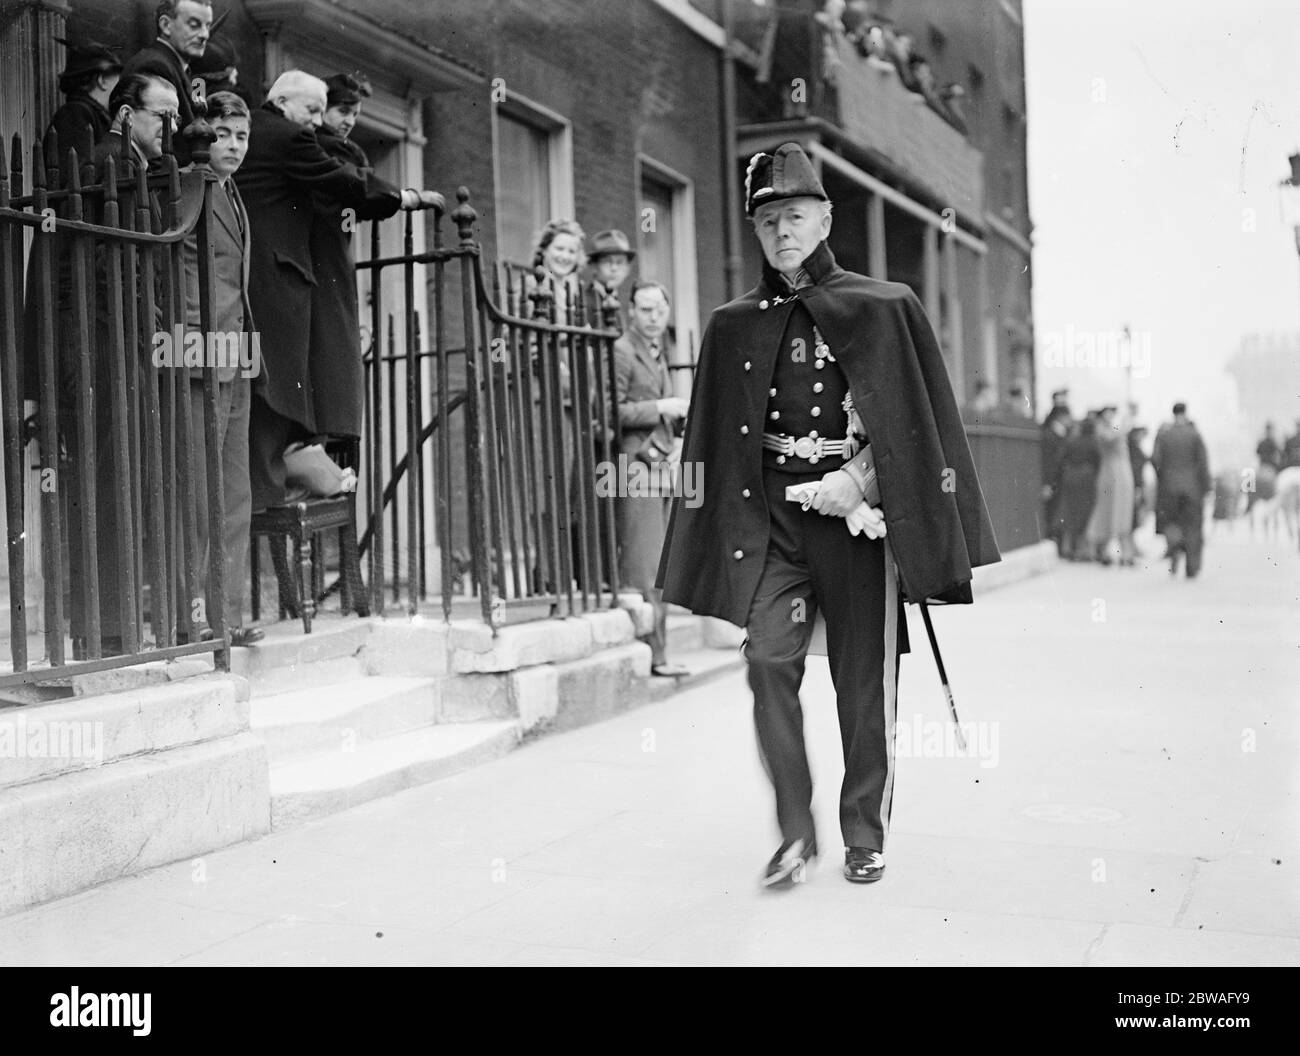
[588, 229, 636, 261]
[744, 142, 828, 215]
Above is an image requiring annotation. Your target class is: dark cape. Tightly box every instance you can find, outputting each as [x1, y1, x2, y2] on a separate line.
[656, 241, 1000, 626]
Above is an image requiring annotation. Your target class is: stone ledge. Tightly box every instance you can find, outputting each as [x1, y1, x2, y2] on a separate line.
[451, 617, 595, 673]
[0, 732, 270, 917]
[1, 678, 247, 788]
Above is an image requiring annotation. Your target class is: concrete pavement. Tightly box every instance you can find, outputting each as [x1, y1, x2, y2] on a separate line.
[1, 527, 1296, 966]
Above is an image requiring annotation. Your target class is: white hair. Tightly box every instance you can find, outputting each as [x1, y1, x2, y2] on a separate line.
[266, 70, 327, 106]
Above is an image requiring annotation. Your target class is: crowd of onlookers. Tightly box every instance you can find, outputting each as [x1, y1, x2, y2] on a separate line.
[1040, 390, 1214, 578]
[33, 2, 689, 673]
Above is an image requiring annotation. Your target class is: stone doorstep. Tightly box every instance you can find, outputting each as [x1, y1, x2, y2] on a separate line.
[250, 675, 441, 763]
[0, 732, 271, 919]
[269, 720, 519, 830]
[0, 676, 248, 789]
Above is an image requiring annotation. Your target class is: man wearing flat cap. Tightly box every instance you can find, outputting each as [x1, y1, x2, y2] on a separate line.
[47, 39, 122, 161]
[657, 142, 999, 888]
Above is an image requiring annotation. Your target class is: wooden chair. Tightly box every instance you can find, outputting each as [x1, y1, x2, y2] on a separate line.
[249, 440, 368, 634]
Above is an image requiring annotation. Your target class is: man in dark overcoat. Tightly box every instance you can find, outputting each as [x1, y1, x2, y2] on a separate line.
[657, 143, 1000, 888]
[122, 0, 214, 167]
[234, 70, 368, 510]
[1152, 401, 1211, 578]
[308, 73, 402, 439]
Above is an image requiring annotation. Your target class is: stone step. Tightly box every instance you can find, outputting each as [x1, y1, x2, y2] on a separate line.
[230, 617, 374, 693]
[250, 675, 440, 762]
[666, 613, 704, 654]
[270, 720, 519, 829]
[0, 731, 270, 918]
[0, 675, 249, 787]
[645, 645, 745, 703]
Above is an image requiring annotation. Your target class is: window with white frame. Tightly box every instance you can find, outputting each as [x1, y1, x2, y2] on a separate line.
[493, 96, 573, 268]
[637, 158, 700, 377]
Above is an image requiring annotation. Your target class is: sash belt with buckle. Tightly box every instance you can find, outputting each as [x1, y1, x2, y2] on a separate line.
[761, 432, 849, 463]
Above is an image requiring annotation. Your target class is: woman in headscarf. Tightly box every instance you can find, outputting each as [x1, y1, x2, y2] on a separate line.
[1085, 405, 1137, 565]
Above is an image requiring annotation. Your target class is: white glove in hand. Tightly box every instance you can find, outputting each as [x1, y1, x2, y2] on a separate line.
[845, 501, 886, 538]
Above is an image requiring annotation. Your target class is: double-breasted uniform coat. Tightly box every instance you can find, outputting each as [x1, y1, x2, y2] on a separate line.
[657, 240, 1000, 621]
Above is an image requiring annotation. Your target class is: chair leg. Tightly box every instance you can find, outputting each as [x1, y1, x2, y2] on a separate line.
[269, 537, 298, 619]
[250, 535, 261, 622]
[298, 533, 315, 634]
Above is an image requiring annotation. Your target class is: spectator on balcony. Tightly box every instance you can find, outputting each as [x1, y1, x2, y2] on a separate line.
[584, 229, 635, 331]
[613, 281, 690, 678]
[307, 72, 405, 442]
[35, 73, 178, 657]
[189, 31, 250, 107]
[235, 69, 369, 511]
[47, 38, 122, 163]
[178, 91, 263, 647]
[123, 0, 215, 166]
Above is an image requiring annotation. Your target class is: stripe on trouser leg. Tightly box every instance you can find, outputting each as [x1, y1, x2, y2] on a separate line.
[878, 539, 899, 849]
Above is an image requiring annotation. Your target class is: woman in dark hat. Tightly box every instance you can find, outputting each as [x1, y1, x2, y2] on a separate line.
[306, 72, 403, 440]
[190, 33, 251, 106]
[48, 39, 122, 162]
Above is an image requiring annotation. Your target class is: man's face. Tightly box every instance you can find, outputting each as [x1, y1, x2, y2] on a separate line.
[160, 1, 212, 59]
[277, 86, 327, 128]
[594, 254, 630, 289]
[629, 287, 670, 342]
[753, 196, 832, 277]
[209, 115, 249, 178]
[323, 102, 360, 138]
[129, 81, 180, 159]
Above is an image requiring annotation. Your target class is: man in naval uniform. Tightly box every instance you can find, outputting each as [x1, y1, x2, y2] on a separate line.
[657, 143, 1000, 888]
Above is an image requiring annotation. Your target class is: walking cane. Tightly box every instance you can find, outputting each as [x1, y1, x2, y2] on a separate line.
[919, 601, 967, 751]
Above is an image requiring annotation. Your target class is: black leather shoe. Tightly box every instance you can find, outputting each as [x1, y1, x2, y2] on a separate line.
[229, 626, 265, 647]
[761, 835, 817, 890]
[844, 847, 885, 883]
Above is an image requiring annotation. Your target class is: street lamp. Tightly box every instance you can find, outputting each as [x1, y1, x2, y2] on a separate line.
[1280, 153, 1300, 317]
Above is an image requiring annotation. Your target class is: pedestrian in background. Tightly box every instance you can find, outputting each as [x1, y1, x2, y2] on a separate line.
[1057, 416, 1100, 560]
[1039, 387, 1072, 553]
[1085, 404, 1136, 565]
[613, 281, 689, 678]
[1152, 401, 1211, 578]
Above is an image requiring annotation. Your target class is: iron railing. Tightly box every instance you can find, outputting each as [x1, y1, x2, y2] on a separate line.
[0, 121, 229, 687]
[358, 191, 625, 627]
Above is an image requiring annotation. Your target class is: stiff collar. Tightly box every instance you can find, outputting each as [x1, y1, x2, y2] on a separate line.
[761, 239, 837, 295]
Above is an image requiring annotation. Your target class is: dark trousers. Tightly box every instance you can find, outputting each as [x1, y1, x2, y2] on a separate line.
[186, 376, 252, 631]
[249, 393, 309, 512]
[616, 492, 670, 665]
[1164, 492, 1205, 576]
[745, 467, 907, 851]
